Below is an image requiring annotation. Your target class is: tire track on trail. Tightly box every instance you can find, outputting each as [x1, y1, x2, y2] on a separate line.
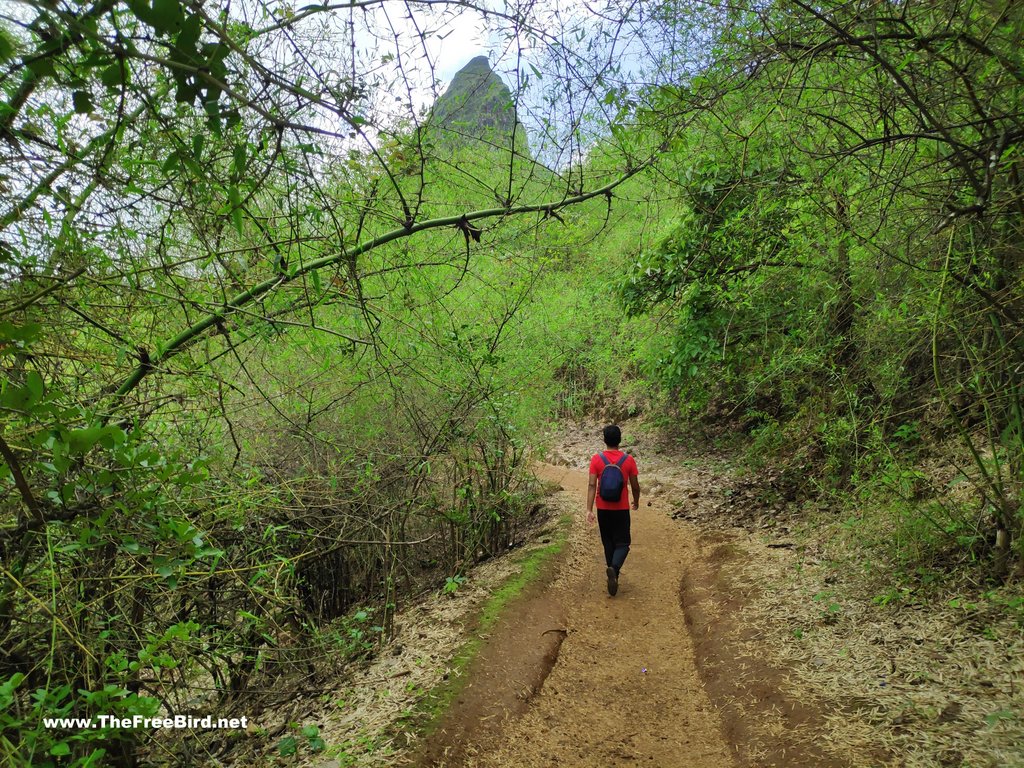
[419, 457, 736, 768]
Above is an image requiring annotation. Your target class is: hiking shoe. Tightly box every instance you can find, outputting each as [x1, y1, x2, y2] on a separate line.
[606, 566, 618, 596]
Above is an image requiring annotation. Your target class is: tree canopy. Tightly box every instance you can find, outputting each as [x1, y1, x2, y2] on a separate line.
[1, 0, 1022, 764]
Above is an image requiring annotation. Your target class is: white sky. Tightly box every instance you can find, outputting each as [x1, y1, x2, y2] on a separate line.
[328, 0, 669, 164]
[342, 0, 660, 108]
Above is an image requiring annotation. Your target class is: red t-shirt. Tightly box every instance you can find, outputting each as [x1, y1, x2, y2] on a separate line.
[589, 449, 638, 510]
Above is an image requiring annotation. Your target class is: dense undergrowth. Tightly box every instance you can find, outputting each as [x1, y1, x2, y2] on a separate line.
[0, 4, 600, 759]
[551, 1, 1024, 593]
[1, 0, 1022, 765]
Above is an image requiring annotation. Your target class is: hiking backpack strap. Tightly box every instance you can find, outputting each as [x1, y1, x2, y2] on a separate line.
[598, 452, 628, 467]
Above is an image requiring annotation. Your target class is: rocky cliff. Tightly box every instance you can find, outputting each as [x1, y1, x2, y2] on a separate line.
[429, 56, 529, 154]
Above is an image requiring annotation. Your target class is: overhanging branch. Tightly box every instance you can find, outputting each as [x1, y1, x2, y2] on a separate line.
[104, 161, 652, 411]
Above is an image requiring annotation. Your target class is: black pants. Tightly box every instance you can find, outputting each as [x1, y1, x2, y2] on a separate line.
[597, 508, 631, 574]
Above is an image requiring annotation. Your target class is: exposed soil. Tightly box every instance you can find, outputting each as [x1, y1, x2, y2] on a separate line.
[417, 458, 735, 767]
[414, 558, 568, 767]
[302, 423, 1022, 768]
[680, 530, 851, 768]
[410, 424, 859, 768]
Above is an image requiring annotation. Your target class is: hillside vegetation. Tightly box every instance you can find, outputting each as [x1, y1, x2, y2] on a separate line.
[0, 0, 1022, 765]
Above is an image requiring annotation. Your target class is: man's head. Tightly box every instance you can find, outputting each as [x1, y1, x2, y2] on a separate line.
[603, 424, 621, 447]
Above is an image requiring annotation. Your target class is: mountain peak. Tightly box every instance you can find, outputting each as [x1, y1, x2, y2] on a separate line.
[428, 57, 528, 154]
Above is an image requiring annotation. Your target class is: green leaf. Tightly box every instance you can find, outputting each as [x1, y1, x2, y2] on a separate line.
[78, 748, 108, 767]
[151, 0, 185, 34]
[72, 90, 93, 114]
[984, 709, 1015, 726]
[24, 370, 43, 403]
[161, 151, 180, 173]
[50, 743, 71, 757]
[66, 426, 105, 454]
[1, 379, 42, 411]
[26, 57, 56, 78]
[100, 64, 124, 88]
[0, 322, 41, 346]
[228, 186, 243, 235]
[97, 426, 125, 449]
[232, 145, 246, 175]
[0, 27, 17, 63]
[176, 14, 202, 51]
[0, 673, 26, 704]
[278, 736, 298, 756]
[126, 0, 156, 25]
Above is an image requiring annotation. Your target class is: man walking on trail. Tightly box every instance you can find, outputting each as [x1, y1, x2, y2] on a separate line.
[586, 425, 640, 596]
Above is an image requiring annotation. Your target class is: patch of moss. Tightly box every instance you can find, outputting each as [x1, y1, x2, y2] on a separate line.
[398, 520, 569, 738]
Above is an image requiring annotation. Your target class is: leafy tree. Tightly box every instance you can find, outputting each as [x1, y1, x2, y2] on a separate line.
[0, 0, 656, 762]
[599, 0, 1024, 573]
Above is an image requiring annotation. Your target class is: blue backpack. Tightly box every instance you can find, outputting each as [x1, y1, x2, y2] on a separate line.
[598, 452, 628, 502]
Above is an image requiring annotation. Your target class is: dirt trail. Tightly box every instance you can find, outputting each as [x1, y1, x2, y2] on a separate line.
[418, 457, 736, 768]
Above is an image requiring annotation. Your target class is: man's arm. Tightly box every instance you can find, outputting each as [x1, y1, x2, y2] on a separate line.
[586, 475, 597, 525]
[629, 474, 641, 511]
